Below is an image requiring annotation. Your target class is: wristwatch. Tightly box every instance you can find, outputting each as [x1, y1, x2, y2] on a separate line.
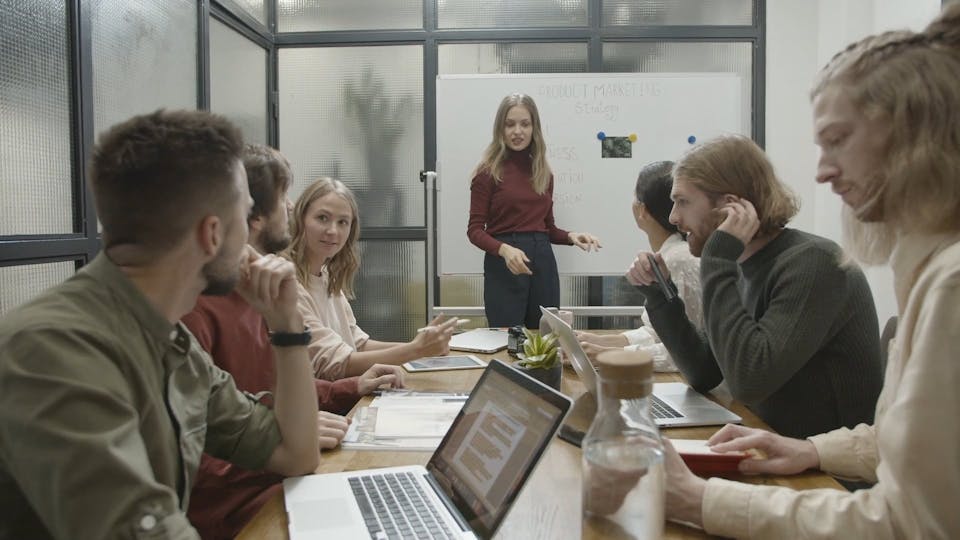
[269, 328, 311, 347]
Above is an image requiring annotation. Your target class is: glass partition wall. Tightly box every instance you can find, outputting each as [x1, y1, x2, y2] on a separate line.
[0, 0, 763, 339]
[276, 0, 763, 337]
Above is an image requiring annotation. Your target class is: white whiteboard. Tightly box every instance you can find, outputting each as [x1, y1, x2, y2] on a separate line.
[436, 73, 745, 275]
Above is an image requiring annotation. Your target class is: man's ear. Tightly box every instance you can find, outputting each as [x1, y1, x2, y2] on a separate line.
[722, 194, 739, 204]
[197, 215, 222, 257]
[248, 213, 265, 234]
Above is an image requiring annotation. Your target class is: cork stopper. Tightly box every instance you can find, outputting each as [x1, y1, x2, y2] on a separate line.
[595, 349, 654, 399]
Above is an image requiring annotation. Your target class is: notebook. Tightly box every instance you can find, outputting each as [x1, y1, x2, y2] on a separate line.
[283, 359, 572, 540]
[448, 328, 509, 353]
[539, 306, 741, 428]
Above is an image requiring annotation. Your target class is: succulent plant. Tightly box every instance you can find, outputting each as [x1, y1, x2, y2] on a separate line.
[517, 328, 559, 370]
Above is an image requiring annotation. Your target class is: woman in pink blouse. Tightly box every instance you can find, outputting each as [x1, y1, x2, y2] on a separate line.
[284, 177, 457, 380]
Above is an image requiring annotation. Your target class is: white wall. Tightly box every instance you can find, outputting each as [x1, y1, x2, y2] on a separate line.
[765, 0, 941, 327]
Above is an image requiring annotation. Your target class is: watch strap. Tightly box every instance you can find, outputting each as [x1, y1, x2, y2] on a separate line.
[269, 328, 311, 347]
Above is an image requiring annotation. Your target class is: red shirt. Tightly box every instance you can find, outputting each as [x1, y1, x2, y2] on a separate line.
[467, 150, 571, 255]
[183, 292, 362, 539]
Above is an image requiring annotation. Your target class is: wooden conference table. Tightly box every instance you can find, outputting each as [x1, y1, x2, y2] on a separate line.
[238, 350, 843, 539]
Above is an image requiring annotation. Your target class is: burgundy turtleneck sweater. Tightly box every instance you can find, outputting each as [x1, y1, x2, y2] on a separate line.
[467, 151, 572, 255]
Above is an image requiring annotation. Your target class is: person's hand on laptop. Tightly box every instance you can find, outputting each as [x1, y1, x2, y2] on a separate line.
[411, 315, 458, 357]
[576, 331, 628, 348]
[357, 364, 406, 395]
[317, 411, 350, 450]
[580, 341, 618, 362]
[706, 424, 821, 475]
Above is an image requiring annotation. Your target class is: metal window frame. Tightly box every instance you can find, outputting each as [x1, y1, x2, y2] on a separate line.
[268, 2, 766, 327]
[0, 0, 765, 329]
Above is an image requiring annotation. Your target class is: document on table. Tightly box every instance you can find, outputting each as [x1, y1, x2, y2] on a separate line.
[342, 393, 467, 451]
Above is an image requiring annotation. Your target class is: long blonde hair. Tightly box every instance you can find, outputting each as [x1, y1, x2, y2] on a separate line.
[284, 177, 361, 298]
[673, 134, 800, 236]
[472, 93, 552, 195]
[811, 4, 960, 262]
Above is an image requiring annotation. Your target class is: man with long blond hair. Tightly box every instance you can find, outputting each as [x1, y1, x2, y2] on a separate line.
[628, 134, 882, 440]
[662, 5, 960, 537]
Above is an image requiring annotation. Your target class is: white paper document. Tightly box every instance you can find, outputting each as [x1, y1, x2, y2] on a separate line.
[341, 394, 467, 451]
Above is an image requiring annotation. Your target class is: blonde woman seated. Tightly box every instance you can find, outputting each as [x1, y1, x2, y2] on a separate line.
[284, 177, 457, 380]
[576, 161, 702, 372]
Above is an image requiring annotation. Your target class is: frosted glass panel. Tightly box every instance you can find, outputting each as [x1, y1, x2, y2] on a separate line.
[278, 0, 422, 32]
[0, 261, 75, 317]
[91, 0, 197, 138]
[352, 240, 425, 342]
[1, 0, 73, 236]
[210, 18, 268, 145]
[603, 41, 753, 139]
[439, 0, 587, 28]
[438, 42, 588, 75]
[603, 0, 752, 26]
[601, 276, 647, 331]
[222, 0, 267, 25]
[278, 46, 424, 227]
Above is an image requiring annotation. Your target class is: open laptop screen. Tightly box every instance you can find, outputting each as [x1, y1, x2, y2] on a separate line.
[426, 361, 570, 538]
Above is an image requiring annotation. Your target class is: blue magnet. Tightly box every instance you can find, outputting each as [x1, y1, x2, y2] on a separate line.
[597, 132, 606, 141]
[687, 135, 697, 144]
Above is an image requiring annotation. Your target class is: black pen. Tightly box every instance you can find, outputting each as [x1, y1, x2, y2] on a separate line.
[647, 253, 677, 301]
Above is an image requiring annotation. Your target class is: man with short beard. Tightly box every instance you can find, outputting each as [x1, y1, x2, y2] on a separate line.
[183, 144, 405, 539]
[627, 135, 882, 440]
[0, 110, 319, 539]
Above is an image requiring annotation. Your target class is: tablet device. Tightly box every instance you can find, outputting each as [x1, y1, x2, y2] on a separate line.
[403, 355, 487, 372]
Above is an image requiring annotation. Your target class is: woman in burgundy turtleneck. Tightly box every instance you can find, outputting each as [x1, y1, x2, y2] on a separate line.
[467, 93, 601, 329]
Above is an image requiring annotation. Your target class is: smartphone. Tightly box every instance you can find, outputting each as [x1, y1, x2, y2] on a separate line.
[646, 253, 677, 301]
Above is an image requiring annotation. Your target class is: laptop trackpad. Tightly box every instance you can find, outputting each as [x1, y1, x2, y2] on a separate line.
[290, 499, 355, 531]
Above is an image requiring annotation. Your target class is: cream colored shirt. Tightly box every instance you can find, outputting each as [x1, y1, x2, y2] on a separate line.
[622, 233, 703, 372]
[296, 272, 370, 381]
[701, 232, 960, 539]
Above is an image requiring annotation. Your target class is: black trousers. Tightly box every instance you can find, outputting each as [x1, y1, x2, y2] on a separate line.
[483, 232, 560, 329]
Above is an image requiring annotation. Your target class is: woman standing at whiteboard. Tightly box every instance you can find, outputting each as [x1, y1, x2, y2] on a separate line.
[468, 93, 601, 328]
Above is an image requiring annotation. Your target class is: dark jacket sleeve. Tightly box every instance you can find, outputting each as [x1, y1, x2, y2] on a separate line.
[640, 283, 723, 393]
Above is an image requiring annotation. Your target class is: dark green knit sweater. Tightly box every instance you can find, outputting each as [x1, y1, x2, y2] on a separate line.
[641, 229, 882, 439]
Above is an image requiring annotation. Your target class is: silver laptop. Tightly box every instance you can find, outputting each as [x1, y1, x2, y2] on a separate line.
[448, 328, 508, 354]
[283, 359, 572, 540]
[539, 306, 741, 428]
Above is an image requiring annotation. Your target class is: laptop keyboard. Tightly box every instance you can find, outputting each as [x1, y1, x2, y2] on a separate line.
[349, 471, 457, 540]
[650, 395, 684, 419]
